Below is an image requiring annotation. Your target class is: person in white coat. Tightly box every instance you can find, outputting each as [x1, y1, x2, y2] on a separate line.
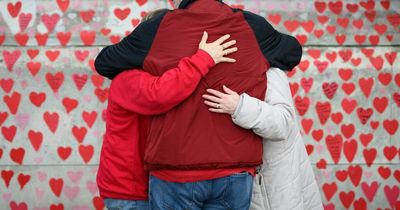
[202, 68, 324, 210]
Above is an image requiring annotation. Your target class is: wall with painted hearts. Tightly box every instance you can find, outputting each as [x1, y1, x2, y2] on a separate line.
[0, 0, 399, 209]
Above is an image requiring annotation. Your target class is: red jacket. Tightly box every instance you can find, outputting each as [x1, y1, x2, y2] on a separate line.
[96, 50, 215, 200]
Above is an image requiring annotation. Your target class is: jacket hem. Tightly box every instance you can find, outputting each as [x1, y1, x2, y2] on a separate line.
[146, 160, 263, 170]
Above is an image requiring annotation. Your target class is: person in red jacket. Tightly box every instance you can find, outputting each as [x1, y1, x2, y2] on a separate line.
[97, 31, 238, 209]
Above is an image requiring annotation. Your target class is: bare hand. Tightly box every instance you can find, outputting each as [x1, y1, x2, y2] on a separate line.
[198, 32, 237, 65]
[202, 85, 240, 114]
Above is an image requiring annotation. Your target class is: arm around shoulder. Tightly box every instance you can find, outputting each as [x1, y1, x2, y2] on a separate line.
[95, 11, 168, 79]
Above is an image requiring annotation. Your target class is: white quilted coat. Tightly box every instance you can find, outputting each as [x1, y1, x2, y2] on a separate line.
[232, 68, 323, 210]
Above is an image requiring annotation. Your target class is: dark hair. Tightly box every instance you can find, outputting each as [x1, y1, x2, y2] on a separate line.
[141, 9, 169, 22]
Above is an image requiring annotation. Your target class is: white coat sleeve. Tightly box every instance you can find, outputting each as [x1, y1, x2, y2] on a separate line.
[231, 68, 296, 141]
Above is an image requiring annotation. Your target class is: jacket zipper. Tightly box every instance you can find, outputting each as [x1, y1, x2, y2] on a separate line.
[258, 172, 272, 209]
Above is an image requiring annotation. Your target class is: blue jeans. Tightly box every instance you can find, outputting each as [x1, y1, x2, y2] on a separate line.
[104, 199, 149, 210]
[149, 172, 253, 210]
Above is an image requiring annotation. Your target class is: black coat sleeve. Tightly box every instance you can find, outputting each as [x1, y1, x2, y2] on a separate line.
[242, 11, 302, 71]
[94, 11, 168, 80]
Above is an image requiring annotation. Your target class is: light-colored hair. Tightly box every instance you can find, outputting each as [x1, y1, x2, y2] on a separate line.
[173, 0, 183, 8]
[141, 9, 169, 22]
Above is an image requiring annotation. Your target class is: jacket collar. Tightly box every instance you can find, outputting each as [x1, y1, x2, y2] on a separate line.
[178, 0, 223, 9]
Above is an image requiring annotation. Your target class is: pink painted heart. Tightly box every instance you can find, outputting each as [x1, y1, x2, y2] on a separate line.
[15, 113, 29, 130]
[19, 13, 32, 31]
[41, 13, 60, 32]
[86, 181, 98, 195]
[34, 157, 43, 164]
[35, 187, 45, 200]
[67, 170, 83, 183]
[64, 186, 80, 200]
[2, 192, 12, 203]
[37, 171, 46, 182]
[2, 50, 22, 72]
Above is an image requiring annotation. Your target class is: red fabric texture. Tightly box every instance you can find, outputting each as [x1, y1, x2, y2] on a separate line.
[97, 50, 215, 200]
[143, 0, 269, 170]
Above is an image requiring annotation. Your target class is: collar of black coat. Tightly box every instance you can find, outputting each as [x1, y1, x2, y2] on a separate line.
[178, 0, 223, 9]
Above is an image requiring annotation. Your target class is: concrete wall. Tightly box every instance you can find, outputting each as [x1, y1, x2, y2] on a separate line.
[0, 0, 399, 209]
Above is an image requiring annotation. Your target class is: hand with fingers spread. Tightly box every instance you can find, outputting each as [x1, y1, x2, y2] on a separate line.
[202, 85, 240, 114]
[198, 31, 238, 65]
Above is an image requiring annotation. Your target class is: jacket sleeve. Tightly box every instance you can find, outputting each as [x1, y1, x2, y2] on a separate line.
[94, 11, 168, 80]
[111, 50, 215, 115]
[243, 11, 302, 71]
[232, 68, 296, 141]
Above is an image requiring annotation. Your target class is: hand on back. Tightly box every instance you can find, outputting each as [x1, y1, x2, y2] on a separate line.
[198, 31, 238, 65]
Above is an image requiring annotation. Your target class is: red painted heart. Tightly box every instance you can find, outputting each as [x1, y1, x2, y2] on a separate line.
[17, 173, 30, 190]
[28, 130, 43, 152]
[322, 182, 337, 201]
[316, 102, 331, 125]
[326, 134, 343, 164]
[29, 92, 46, 107]
[49, 178, 64, 197]
[56, 0, 70, 12]
[10, 147, 25, 165]
[43, 112, 59, 133]
[3, 92, 21, 115]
